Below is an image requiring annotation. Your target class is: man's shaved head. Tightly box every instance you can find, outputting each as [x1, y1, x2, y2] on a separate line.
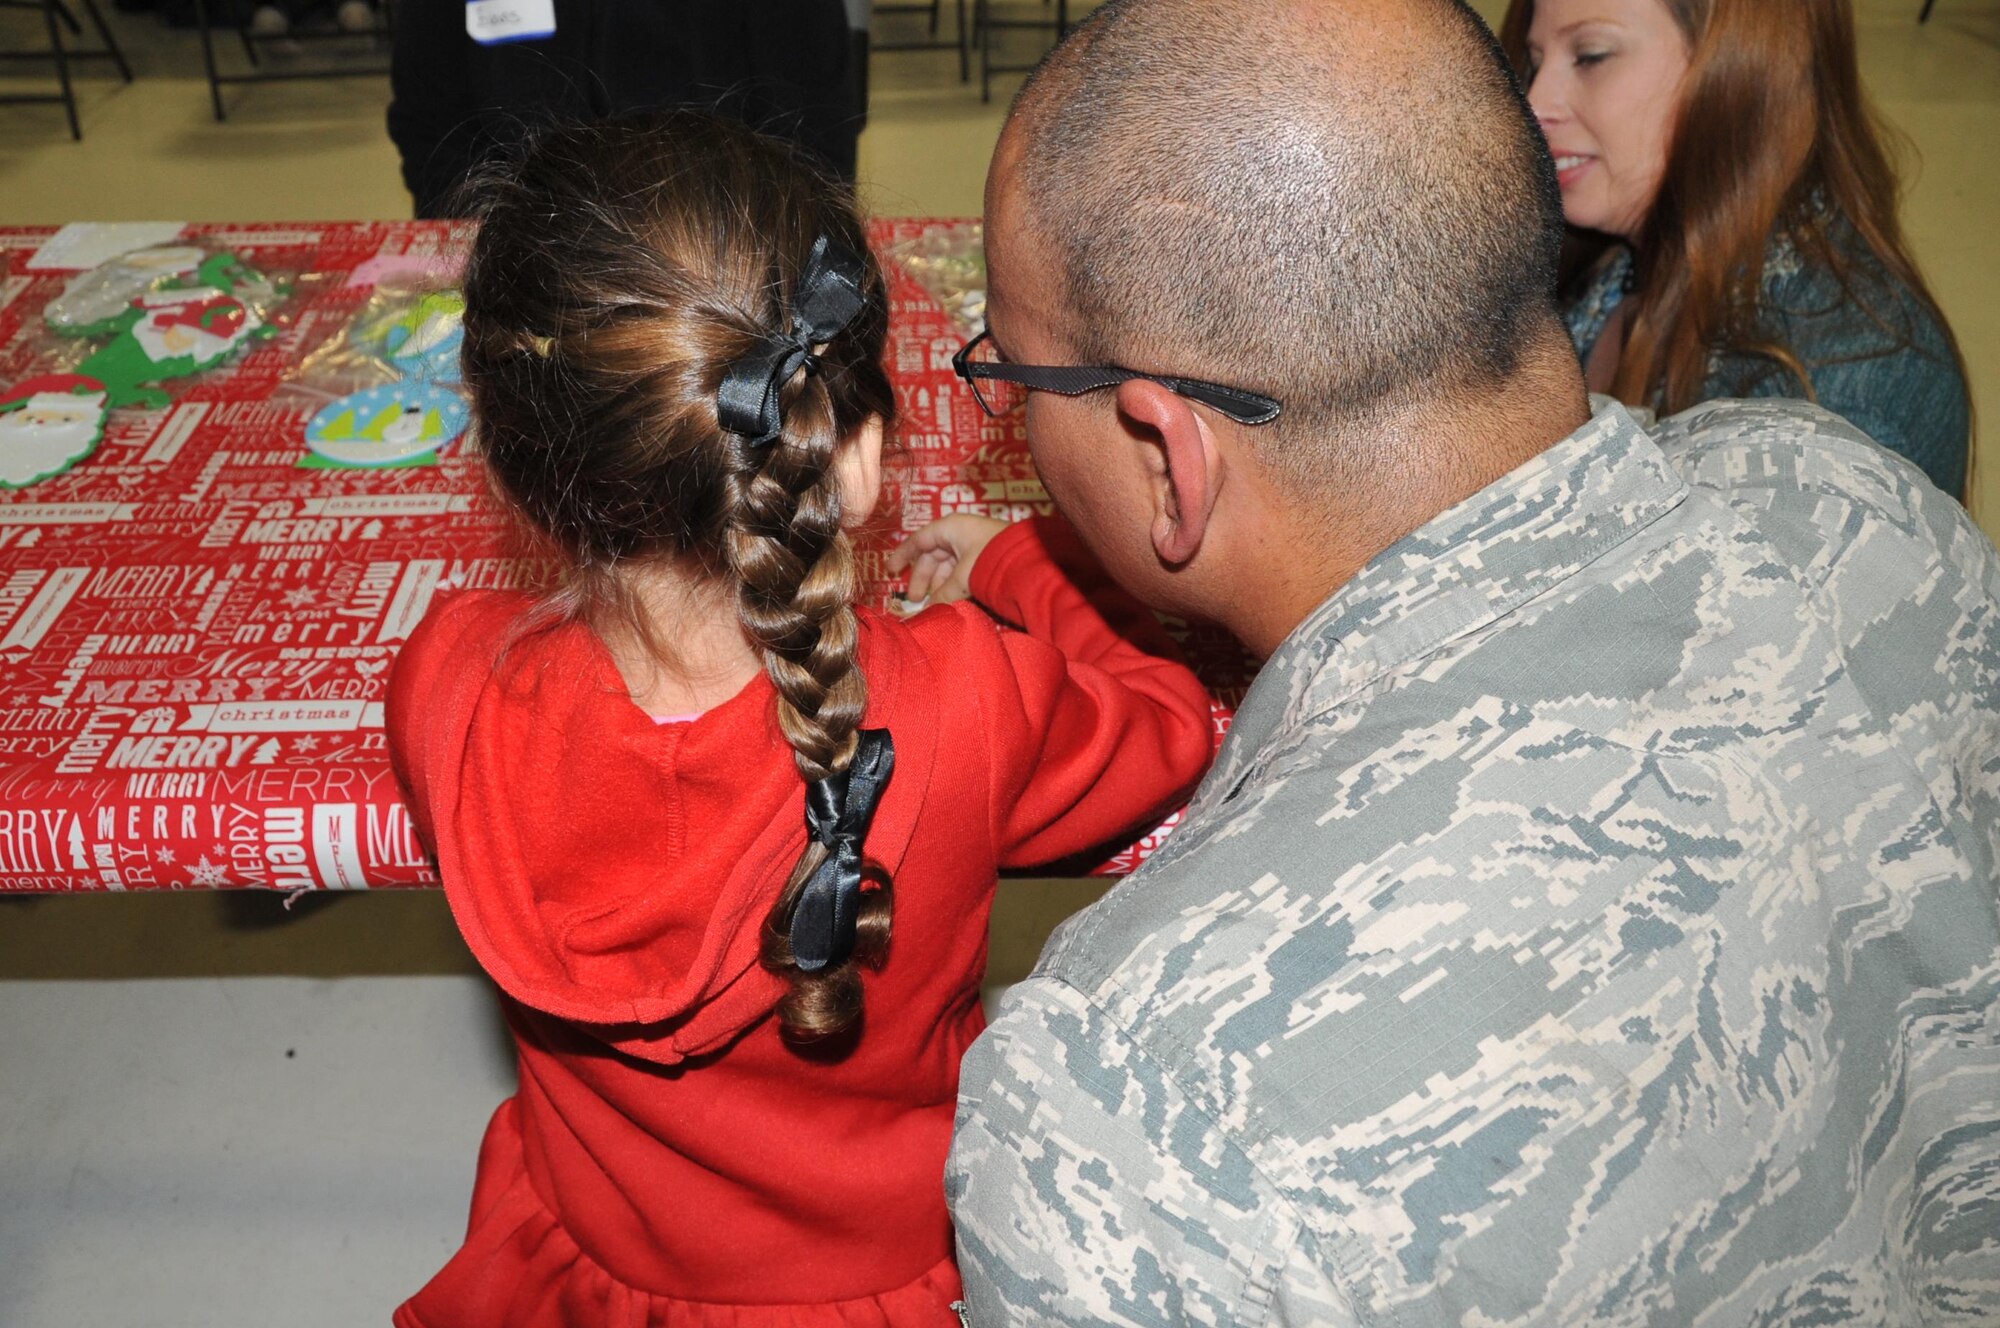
[1002, 0, 1567, 479]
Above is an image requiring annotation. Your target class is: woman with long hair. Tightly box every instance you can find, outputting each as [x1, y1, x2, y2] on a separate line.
[1501, 0, 1972, 498]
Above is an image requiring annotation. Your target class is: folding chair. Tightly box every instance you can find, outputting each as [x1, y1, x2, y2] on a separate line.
[0, 0, 132, 140]
[192, 0, 392, 122]
[871, 0, 971, 86]
[975, 0, 1068, 103]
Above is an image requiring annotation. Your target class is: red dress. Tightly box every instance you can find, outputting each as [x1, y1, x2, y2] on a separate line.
[385, 517, 1216, 1327]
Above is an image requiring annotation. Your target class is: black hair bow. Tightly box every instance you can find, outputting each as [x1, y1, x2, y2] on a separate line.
[717, 234, 869, 449]
[790, 727, 896, 973]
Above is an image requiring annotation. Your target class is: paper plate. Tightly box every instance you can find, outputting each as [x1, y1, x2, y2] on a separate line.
[304, 382, 468, 468]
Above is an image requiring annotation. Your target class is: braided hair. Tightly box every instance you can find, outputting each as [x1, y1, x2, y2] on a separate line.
[457, 112, 897, 1041]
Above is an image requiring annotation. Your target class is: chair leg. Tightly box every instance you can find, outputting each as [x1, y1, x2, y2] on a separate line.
[979, 0, 992, 102]
[193, 0, 227, 120]
[43, 0, 81, 139]
[50, 0, 81, 35]
[77, 0, 130, 81]
[928, 0, 939, 34]
[1919, 0, 1937, 20]
[1056, 0, 1068, 39]
[956, 0, 968, 82]
[236, 2, 260, 68]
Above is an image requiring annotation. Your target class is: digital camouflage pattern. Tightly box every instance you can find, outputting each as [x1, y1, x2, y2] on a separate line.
[948, 400, 2000, 1326]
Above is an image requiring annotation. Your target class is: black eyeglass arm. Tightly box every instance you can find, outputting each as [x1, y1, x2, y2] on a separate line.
[953, 331, 1282, 426]
[1153, 376, 1283, 426]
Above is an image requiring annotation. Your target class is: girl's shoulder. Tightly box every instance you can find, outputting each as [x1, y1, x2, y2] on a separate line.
[391, 587, 553, 706]
[856, 598, 1006, 688]
[853, 596, 1059, 744]
[403, 584, 541, 654]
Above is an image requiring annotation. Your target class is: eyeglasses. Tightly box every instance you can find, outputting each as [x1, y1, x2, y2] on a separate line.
[950, 329, 1283, 426]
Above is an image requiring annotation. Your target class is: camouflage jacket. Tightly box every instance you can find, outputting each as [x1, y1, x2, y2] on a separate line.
[947, 400, 2000, 1326]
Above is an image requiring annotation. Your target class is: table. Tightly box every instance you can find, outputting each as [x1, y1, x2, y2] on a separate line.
[0, 221, 1248, 892]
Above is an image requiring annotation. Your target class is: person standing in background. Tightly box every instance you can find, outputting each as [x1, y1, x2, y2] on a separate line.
[387, 0, 862, 218]
[1504, 0, 1972, 498]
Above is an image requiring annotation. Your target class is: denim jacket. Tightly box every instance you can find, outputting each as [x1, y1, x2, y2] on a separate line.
[1564, 231, 1970, 496]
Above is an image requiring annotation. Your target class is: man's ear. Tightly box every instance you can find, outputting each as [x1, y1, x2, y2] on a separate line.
[1115, 379, 1222, 566]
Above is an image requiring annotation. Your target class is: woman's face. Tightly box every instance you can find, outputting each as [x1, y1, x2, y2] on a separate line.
[1524, 0, 1693, 240]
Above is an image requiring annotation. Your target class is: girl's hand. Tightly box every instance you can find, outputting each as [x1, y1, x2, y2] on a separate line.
[888, 515, 1010, 607]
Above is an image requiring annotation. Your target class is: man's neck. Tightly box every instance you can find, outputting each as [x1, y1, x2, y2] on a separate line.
[1222, 368, 1591, 659]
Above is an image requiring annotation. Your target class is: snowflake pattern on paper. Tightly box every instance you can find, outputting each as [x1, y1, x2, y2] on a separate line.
[0, 218, 1197, 896]
[185, 856, 230, 888]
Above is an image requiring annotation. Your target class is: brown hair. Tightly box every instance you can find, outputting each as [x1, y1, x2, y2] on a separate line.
[457, 112, 897, 1041]
[1500, 0, 1969, 452]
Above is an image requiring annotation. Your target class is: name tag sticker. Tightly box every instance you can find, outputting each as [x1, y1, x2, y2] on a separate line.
[466, 0, 555, 44]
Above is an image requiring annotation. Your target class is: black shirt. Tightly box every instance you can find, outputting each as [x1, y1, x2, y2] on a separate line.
[388, 0, 859, 217]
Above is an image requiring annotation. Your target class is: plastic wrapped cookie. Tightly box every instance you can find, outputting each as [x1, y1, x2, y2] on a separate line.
[44, 245, 206, 337]
[886, 222, 987, 337]
[348, 287, 466, 384]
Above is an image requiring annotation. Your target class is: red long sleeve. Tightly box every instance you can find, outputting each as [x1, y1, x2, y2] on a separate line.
[954, 516, 1216, 868]
[382, 515, 1217, 1325]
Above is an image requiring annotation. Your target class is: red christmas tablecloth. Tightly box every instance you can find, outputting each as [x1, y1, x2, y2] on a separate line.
[0, 221, 1249, 892]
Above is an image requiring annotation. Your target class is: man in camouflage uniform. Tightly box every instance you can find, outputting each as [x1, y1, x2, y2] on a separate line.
[945, 0, 2000, 1323]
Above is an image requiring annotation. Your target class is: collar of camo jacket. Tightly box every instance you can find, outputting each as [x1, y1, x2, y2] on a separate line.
[1183, 401, 1688, 827]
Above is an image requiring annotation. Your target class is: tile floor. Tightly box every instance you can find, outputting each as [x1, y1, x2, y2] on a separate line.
[1, 1, 1997, 1323]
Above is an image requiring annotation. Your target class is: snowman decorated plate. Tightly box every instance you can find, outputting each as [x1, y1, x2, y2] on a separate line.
[304, 382, 469, 468]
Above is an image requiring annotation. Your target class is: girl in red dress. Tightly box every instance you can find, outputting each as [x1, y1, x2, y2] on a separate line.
[386, 111, 1214, 1327]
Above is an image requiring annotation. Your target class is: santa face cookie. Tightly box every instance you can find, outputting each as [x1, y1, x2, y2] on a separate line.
[81, 289, 265, 410]
[44, 246, 206, 337]
[131, 291, 258, 364]
[0, 375, 109, 488]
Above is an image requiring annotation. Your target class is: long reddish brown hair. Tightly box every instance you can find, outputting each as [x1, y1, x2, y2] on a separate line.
[458, 113, 897, 1042]
[1501, 0, 1968, 457]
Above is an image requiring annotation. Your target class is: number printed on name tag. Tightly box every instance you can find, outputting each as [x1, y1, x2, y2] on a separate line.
[465, 0, 556, 44]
